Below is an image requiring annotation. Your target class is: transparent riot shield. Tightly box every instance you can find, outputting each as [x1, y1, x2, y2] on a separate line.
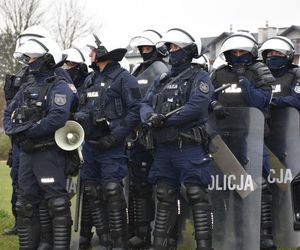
[265, 107, 300, 248]
[209, 107, 264, 250]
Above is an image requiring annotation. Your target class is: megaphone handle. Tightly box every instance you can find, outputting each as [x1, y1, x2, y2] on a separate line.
[77, 146, 84, 163]
[74, 170, 82, 232]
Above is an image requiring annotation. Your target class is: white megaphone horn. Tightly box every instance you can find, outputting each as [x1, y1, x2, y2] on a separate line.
[55, 120, 85, 151]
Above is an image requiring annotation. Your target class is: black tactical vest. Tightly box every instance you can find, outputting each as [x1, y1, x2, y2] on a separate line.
[272, 68, 300, 97]
[212, 63, 272, 107]
[13, 76, 62, 124]
[80, 67, 125, 125]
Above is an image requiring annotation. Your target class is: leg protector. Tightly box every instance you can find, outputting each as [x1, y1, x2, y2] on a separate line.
[128, 173, 135, 239]
[79, 191, 94, 250]
[48, 196, 72, 250]
[151, 182, 178, 250]
[185, 183, 213, 250]
[15, 196, 40, 250]
[260, 179, 276, 249]
[84, 181, 110, 247]
[37, 200, 53, 250]
[128, 181, 153, 248]
[103, 181, 128, 249]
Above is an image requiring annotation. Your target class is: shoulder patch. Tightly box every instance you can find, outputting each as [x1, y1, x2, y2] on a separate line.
[54, 94, 67, 106]
[199, 82, 209, 93]
[294, 83, 300, 94]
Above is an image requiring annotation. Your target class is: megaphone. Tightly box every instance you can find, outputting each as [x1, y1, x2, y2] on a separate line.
[55, 120, 85, 233]
[55, 120, 84, 151]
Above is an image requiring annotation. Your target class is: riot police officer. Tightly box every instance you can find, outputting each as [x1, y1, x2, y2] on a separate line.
[140, 28, 214, 250]
[75, 34, 141, 249]
[63, 47, 90, 94]
[259, 36, 300, 109]
[210, 31, 276, 249]
[3, 37, 77, 250]
[2, 25, 73, 239]
[127, 29, 169, 248]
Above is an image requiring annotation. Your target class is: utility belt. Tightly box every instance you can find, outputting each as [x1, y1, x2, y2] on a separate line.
[18, 139, 57, 154]
[153, 125, 210, 150]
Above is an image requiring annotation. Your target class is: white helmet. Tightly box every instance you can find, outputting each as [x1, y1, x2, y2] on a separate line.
[63, 47, 86, 64]
[219, 31, 258, 57]
[14, 37, 62, 66]
[15, 25, 52, 51]
[86, 34, 127, 62]
[130, 29, 164, 52]
[156, 28, 202, 58]
[192, 54, 211, 71]
[259, 36, 295, 62]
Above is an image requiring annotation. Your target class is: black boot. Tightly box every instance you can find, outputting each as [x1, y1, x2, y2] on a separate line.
[48, 196, 72, 250]
[128, 181, 153, 249]
[2, 215, 18, 235]
[186, 184, 214, 250]
[103, 181, 128, 249]
[16, 197, 40, 250]
[79, 192, 94, 250]
[151, 182, 178, 250]
[84, 181, 110, 248]
[37, 200, 53, 250]
[260, 179, 276, 250]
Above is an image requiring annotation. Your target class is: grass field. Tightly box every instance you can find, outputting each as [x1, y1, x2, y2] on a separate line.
[0, 161, 299, 249]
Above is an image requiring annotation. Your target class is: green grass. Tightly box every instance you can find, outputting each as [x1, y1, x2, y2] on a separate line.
[0, 161, 18, 249]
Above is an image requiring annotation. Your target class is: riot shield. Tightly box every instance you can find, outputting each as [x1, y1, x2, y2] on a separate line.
[136, 61, 169, 96]
[265, 107, 300, 248]
[209, 107, 264, 250]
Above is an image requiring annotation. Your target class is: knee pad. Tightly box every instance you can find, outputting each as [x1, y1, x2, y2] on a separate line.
[103, 181, 125, 209]
[156, 182, 177, 204]
[185, 183, 210, 206]
[15, 196, 34, 218]
[83, 180, 103, 201]
[48, 196, 70, 217]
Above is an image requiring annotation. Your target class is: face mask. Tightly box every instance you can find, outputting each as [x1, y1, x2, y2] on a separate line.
[169, 49, 187, 66]
[229, 52, 253, 64]
[28, 57, 47, 74]
[67, 64, 87, 88]
[266, 56, 289, 70]
[141, 50, 155, 62]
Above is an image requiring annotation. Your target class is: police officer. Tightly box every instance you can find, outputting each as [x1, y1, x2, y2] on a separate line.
[259, 36, 300, 109]
[127, 29, 169, 248]
[140, 28, 214, 250]
[3, 37, 77, 250]
[63, 47, 90, 94]
[210, 31, 276, 249]
[75, 34, 141, 249]
[2, 25, 73, 239]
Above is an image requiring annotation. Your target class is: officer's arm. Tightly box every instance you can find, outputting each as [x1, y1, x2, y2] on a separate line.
[272, 81, 300, 108]
[110, 75, 141, 141]
[26, 81, 74, 138]
[164, 71, 214, 126]
[239, 77, 272, 109]
[140, 77, 160, 122]
[3, 91, 21, 133]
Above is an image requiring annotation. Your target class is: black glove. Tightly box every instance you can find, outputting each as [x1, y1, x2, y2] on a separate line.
[145, 113, 166, 128]
[211, 100, 228, 119]
[19, 139, 35, 153]
[248, 62, 275, 86]
[96, 135, 118, 150]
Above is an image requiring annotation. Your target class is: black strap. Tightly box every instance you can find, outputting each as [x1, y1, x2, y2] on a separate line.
[162, 67, 193, 91]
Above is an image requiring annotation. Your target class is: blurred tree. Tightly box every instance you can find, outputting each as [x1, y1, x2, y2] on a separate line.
[52, 0, 101, 49]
